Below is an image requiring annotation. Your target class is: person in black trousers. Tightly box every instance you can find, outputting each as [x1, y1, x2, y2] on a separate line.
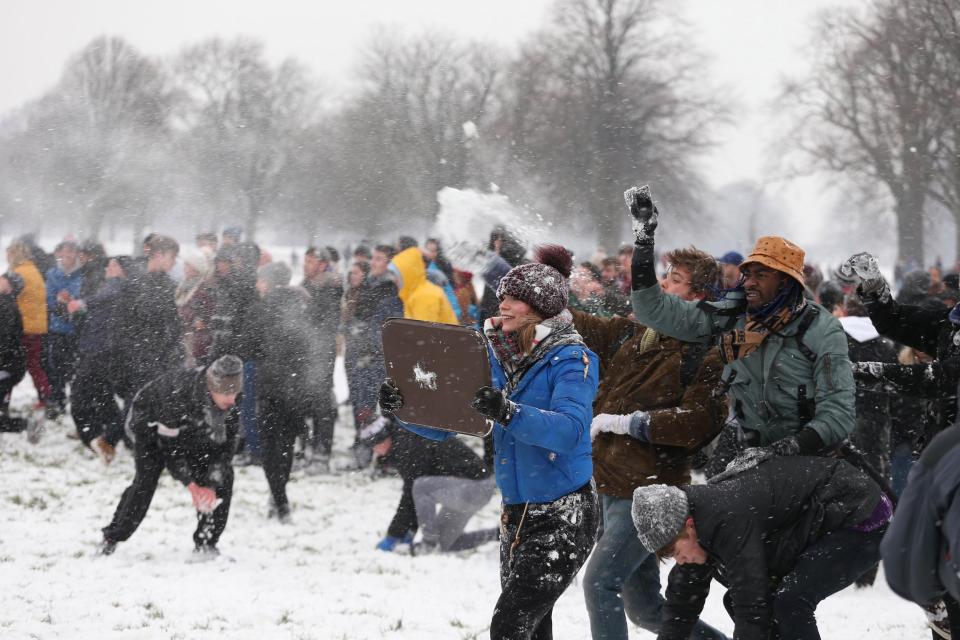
[0, 272, 29, 435]
[98, 356, 242, 556]
[252, 262, 314, 521]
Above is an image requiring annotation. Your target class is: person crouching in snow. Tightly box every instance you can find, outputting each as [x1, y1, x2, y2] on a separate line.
[380, 245, 600, 640]
[632, 456, 892, 640]
[97, 355, 243, 558]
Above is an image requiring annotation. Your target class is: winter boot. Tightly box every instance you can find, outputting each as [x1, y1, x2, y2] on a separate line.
[189, 545, 220, 563]
[926, 601, 952, 640]
[96, 538, 118, 556]
[25, 413, 45, 444]
[91, 436, 116, 465]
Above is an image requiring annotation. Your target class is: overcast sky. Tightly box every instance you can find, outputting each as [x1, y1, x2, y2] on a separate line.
[4, 0, 877, 257]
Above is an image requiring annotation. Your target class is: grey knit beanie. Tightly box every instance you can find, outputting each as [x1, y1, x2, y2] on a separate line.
[206, 355, 244, 395]
[495, 245, 573, 318]
[257, 261, 292, 290]
[631, 484, 689, 552]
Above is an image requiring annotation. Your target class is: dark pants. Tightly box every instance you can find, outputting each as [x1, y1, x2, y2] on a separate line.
[491, 483, 599, 640]
[259, 396, 304, 511]
[721, 526, 884, 640]
[0, 371, 26, 432]
[103, 445, 234, 549]
[308, 386, 337, 456]
[70, 356, 124, 446]
[45, 332, 78, 409]
[22, 334, 50, 402]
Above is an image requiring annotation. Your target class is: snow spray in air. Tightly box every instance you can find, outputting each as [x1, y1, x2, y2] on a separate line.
[431, 187, 552, 273]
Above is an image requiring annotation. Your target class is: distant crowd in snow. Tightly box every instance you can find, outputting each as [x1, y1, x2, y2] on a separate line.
[2, 186, 960, 639]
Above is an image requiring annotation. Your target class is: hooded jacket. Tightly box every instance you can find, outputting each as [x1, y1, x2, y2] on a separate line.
[631, 284, 856, 448]
[391, 247, 458, 325]
[572, 310, 726, 498]
[403, 340, 599, 505]
[881, 425, 960, 605]
[126, 367, 240, 486]
[660, 457, 882, 640]
[14, 261, 47, 335]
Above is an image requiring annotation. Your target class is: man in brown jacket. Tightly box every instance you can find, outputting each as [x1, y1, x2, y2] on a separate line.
[578, 247, 729, 640]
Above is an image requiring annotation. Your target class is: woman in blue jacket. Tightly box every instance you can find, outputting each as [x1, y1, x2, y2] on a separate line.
[381, 245, 600, 640]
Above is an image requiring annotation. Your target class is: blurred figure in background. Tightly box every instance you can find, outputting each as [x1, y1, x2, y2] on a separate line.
[6, 239, 50, 412]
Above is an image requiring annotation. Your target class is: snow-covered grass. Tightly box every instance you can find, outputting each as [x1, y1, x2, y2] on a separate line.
[0, 365, 932, 639]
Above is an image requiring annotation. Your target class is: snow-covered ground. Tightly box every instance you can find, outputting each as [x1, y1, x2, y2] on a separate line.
[0, 361, 932, 639]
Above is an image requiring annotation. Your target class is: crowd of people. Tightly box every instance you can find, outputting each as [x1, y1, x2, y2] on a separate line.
[2, 184, 959, 639]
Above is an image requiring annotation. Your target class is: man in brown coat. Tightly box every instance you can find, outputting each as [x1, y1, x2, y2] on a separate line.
[578, 247, 729, 640]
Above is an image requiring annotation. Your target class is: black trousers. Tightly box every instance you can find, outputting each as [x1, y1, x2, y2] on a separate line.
[102, 444, 234, 549]
[719, 525, 885, 640]
[259, 396, 305, 510]
[70, 357, 124, 446]
[45, 332, 78, 408]
[0, 371, 26, 432]
[491, 483, 599, 640]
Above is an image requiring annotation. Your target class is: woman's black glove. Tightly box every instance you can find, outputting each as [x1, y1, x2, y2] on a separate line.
[379, 379, 404, 415]
[471, 386, 517, 425]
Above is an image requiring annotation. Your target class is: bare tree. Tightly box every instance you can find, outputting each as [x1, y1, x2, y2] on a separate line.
[495, 0, 725, 251]
[0, 36, 172, 241]
[783, 1, 953, 267]
[173, 37, 321, 240]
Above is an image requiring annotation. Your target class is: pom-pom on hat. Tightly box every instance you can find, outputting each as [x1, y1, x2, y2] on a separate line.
[496, 244, 573, 319]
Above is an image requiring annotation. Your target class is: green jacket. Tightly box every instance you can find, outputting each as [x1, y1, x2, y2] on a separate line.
[630, 284, 856, 447]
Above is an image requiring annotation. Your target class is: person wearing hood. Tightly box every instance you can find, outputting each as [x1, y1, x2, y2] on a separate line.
[380, 245, 600, 640]
[98, 355, 243, 557]
[176, 249, 216, 368]
[253, 261, 314, 520]
[389, 247, 458, 325]
[626, 186, 856, 478]
[633, 456, 891, 640]
[0, 272, 33, 438]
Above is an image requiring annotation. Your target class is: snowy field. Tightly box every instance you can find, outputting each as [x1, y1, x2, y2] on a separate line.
[0, 360, 932, 639]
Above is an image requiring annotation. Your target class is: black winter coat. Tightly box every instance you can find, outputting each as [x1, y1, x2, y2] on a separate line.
[881, 425, 960, 605]
[127, 367, 239, 485]
[660, 457, 881, 640]
[116, 270, 182, 391]
[0, 294, 25, 380]
[251, 286, 315, 407]
[385, 425, 492, 539]
[862, 297, 958, 440]
[77, 278, 127, 356]
[210, 272, 259, 362]
[843, 327, 898, 477]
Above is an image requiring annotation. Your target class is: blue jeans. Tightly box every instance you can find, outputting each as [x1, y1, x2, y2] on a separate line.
[583, 495, 729, 640]
[890, 442, 914, 497]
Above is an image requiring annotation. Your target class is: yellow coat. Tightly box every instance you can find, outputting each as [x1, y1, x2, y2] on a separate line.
[391, 247, 458, 325]
[15, 261, 48, 335]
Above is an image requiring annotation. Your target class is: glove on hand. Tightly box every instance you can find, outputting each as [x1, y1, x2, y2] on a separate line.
[471, 386, 517, 424]
[376, 531, 415, 552]
[839, 252, 890, 302]
[624, 185, 659, 246]
[379, 379, 404, 415]
[187, 482, 221, 513]
[707, 436, 801, 484]
[590, 411, 652, 441]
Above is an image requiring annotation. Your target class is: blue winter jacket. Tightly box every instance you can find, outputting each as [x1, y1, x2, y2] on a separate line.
[45, 266, 83, 335]
[402, 342, 599, 505]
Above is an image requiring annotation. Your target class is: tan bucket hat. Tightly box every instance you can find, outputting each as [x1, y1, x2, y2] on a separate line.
[740, 236, 806, 286]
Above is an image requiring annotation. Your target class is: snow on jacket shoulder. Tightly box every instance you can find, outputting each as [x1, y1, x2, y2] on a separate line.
[631, 282, 856, 448]
[391, 247, 458, 325]
[45, 266, 83, 335]
[881, 425, 960, 605]
[14, 261, 47, 335]
[401, 341, 599, 505]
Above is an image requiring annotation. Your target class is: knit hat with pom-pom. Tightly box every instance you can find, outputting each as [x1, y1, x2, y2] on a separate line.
[496, 245, 573, 319]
